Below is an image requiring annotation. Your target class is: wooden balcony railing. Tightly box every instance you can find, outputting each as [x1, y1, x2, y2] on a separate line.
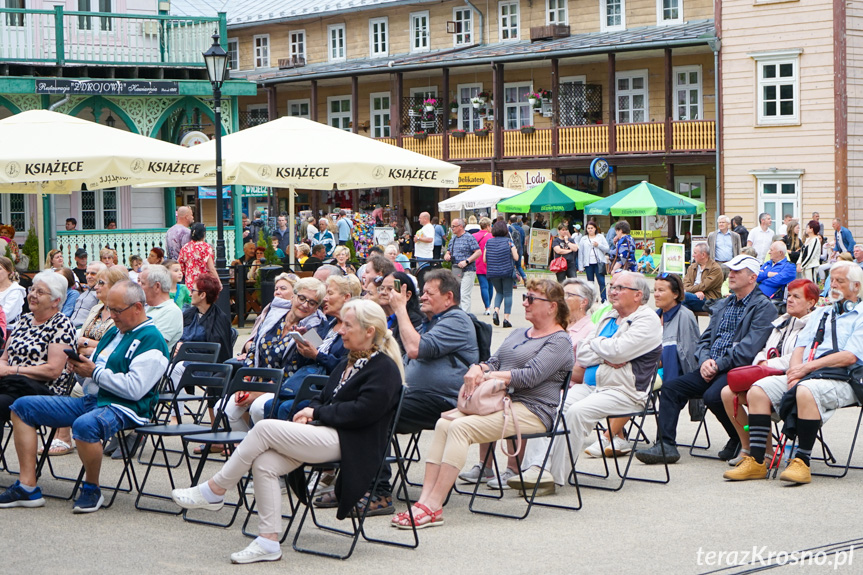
[380, 120, 715, 161]
[503, 128, 552, 158]
[673, 120, 716, 151]
[0, 6, 224, 66]
[616, 122, 665, 153]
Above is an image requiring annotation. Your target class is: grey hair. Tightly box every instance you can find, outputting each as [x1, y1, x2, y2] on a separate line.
[717, 214, 729, 224]
[114, 280, 147, 307]
[33, 270, 68, 307]
[694, 242, 710, 256]
[141, 265, 172, 293]
[561, 278, 596, 313]
[87, 261, 107, 274]
[831, 261, 863, 298]
[759, 212, 770, 223]
[618, 271, 651, 305]
[294, 277, 326, 302]
[771, 241, 787, 256]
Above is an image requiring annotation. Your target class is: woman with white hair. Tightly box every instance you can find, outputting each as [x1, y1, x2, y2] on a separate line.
[172, 299, 404, 564]
[0, 270, 76, 423]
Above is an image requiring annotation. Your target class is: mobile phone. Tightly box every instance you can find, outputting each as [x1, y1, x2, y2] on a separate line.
[64, 348, 81, 362]
[393, 279, 401, 292]
[288, 331, 305, 345]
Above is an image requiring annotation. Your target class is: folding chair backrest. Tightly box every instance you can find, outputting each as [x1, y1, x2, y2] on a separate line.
[165, 362, 232, 422]
[230, 328, 239, 350]
[211, 367, 284, 431]
[286, 374, 330, 420]
[172, 342, 221, 365]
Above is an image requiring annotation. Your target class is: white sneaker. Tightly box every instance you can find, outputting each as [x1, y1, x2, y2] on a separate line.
[584, 437, 610, 458]
[605, 437, 633, 457]
[458, 464, 494, 484]
[230, 539, 283, 564]
[171, 485, 224, 511]
[506, 466, 556, 490]
[487, 468, 518, 490]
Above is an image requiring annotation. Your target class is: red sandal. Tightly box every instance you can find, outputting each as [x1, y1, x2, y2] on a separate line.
[394, 503, 444, 530]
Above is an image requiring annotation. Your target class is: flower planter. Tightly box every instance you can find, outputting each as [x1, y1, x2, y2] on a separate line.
[420, 120, 436, 129]
[451, 131, 466, 139]
[472, 101, 481, 109]
[528, 97, 539, 108]
[408, 109, 420, 117]
[474, 129, 489, 137]
[424, 105, 435, 112]
[520, 126, 536, 135]
[413, 133, 428, 140]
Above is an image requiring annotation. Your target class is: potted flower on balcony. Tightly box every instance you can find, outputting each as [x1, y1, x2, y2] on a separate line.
[413, 130, 428, 140]
[527, 92, 542, 109]
[451, 128, 466, 139]
[423, 98, 439, 113]
[520, 125, 536, 135]
[449, 101, 459, 113]
[474, 127, 489, 137]
[408, 103, 423, 117]
[470, 96, 483, 109]
[538, 88, 553, 103]
[477, 91, 491, 104]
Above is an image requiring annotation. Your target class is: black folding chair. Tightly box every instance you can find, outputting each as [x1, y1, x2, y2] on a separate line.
[179, 367, 283, 529]
[134, 363, 232, 514]
[152, 341, 221, 425]
[291, 387, 420, 560]
[467, 373, 582, 520]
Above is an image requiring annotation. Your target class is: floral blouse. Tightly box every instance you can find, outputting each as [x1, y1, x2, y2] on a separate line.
[178, 240, 214, 291]
[6, 312, 77, 395]
[81, 303, 115, 342]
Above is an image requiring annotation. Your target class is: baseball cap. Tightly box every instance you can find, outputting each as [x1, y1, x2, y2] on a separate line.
[725, 254, 760, 274]
[75, 248, 87, 258]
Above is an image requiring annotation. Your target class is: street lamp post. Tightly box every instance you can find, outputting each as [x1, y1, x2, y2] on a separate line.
[203, 31, 231, 316]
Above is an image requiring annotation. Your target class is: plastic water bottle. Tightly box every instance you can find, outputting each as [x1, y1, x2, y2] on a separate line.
[784, 443, 796, 461]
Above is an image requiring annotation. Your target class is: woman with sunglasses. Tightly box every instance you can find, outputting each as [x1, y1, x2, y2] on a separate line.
[395, 279, 574, 528]
[224, 278, 328, 434]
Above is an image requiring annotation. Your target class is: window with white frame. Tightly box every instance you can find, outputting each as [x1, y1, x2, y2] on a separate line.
[547, 0, 567, 25]
[1, 193, 27, 234]
[457, 84, 482, 132]
[290, 30, 306, 61]
[226, 38, 239, 71]
[370, 92, 391, 138]
[503, 83, 533, 129]
[80, 188, 117, 230]
[253, 35, 270, 68]
[328, 97, 351, 131]
[752, 50, 800, 125]
[369, 18, 388, 57]
[410, 12, 430, 52]
[601, 0, 625, 32]
[675, 177, 706, 236]
[673, 65, 702, 120]
[453, 7, 473, 46]
[616, 70, 647, 123]
[657, 0, 682, 25]
[246, 104, 268, 127]
[328, 24, 346, 62]
[752, 171, 802, 227]
[288, 99, 310, 119]
[499, 1, 519, 41]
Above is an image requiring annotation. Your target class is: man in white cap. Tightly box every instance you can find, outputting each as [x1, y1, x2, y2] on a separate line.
[636, 254, 777, 465]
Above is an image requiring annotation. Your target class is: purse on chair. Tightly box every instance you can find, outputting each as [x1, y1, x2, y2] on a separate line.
[442, 379, 522, 456]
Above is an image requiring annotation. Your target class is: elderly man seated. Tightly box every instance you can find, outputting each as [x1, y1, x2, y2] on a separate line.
[757, 241, 797, 301]
[724, 261, 863, 484]
[682, 242, 724, 312]
[0, 281, 169, 513]
[508, 271, 662, 494]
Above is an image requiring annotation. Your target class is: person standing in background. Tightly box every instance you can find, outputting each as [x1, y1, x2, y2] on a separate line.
[166, 206, 193, 260]
[732, 215, 749, 247]
[432, 217, 446, 260]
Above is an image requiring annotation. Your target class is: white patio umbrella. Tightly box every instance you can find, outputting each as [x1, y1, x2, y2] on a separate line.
[438, 183, 521, 212]
[0, 110, 218, 193]
[136, 116, 461, 264]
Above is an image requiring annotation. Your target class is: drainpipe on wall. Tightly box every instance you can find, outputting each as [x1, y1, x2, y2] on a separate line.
[464, 0, 483, 45]
[707, 37, 721, 216]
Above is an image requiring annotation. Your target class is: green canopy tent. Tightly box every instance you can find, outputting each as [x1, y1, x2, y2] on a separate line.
[584, 180, 706, 216]
[495, 181, 602, 213]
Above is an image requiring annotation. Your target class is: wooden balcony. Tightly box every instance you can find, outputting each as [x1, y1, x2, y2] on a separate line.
[0, 7, 224, 67]
[378, 120, 715, 162]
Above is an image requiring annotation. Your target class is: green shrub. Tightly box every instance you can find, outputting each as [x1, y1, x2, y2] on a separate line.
[21, 223, 39, 270]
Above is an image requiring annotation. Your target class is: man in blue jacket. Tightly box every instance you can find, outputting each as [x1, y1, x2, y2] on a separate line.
[756, 241, 797, 300]
[0, 281, 169, 513]
[833, 218, 856, 254]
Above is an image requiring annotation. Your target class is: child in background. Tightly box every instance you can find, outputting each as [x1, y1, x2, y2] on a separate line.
[128, 254, 143, 282]
[636, 247, 655, 274]
[270, 237, 286, 259]
[164, 258, 191, 308]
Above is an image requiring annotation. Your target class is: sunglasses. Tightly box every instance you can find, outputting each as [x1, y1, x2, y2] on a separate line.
[523, 293, 551, 305]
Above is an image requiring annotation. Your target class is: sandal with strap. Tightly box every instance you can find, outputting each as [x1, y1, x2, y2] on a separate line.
[393, 502, 444, 530]
[38, 439, 75, 456]
[313, 490, 338, 508]
[350, 492, 393, 517]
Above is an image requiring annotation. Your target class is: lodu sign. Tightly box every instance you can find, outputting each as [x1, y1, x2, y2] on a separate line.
[503, 169, 553, 192]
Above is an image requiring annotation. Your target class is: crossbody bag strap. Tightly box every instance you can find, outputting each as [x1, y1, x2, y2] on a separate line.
[499, 396, 522, 457]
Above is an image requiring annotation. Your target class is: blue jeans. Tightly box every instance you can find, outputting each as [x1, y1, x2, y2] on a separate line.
[490, 276, 514, 314]
[513, 256, 527, 281]
[584, 263, 607, 302]
[477, 274, 494, 309]
[11, 394, 138, 444]
[262, 364, 325, 422]
[682, 292, 706, 312]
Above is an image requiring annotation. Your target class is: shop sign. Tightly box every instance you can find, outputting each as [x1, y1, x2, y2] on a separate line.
[180, 131, 209, 147]
[503, 169, 553, 192]
[198, 185, 269, 199]
[589, 157, 611, 180]
[450, 172, 492, 192]
[35, 79, 180, 96]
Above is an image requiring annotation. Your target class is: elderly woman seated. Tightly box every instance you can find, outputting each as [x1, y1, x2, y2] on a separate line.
[224, 277, 327, 433]
[172, 299, 404, 564]
[392, 278, 574, 529]
[0, 271, 77, 423]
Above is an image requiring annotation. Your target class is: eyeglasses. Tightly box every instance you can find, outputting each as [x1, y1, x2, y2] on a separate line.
[96, 280, 107, 286]
[378, 286, 395, 293]
[563, 292, 582, 299]
[27, 287, 51, 297]
[295, 293, 320, 308]
[189, 288, 200, 294]
[107, 303, 136, 315]
[523, 293, 552, 305]
[609, 285, 641, 293]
